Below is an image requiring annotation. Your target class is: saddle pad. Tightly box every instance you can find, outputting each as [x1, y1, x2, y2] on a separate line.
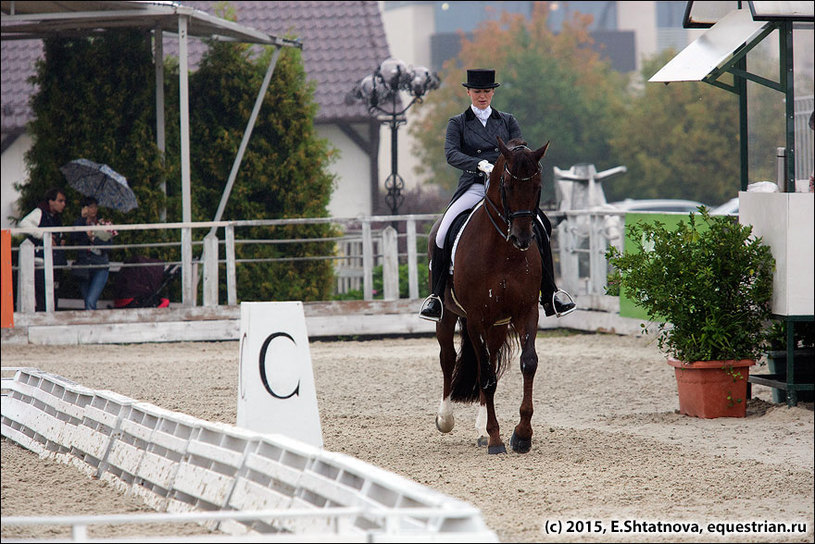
[450, 200, 485, 274]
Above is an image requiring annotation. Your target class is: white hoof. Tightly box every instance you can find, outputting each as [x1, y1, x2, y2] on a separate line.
[435, 397, 454, 433]
[435, 414, 455, 433]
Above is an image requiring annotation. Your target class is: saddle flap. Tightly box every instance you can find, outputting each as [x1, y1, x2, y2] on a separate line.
[448, 202, 485, 275]
[444, 210, 472, 253]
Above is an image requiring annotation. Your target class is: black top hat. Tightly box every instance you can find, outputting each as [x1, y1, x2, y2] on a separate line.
[462, 69, 500, 89]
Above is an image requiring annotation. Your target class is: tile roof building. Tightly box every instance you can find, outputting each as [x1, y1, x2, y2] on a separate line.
[1, 1, 392, 225]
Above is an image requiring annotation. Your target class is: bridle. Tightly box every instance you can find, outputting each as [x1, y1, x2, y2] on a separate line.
[484, 145, 542, 241]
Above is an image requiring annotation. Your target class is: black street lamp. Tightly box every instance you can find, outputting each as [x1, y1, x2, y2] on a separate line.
[347, 58, 440, 217]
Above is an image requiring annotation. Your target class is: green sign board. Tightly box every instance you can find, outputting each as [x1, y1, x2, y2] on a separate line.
[618, 212, 708, 320]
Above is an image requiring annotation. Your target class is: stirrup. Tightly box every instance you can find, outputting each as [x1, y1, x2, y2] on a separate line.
[419, 294, 443, 322]
[551, 289, 576, 318]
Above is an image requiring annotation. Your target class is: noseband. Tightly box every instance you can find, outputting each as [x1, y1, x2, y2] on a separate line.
[485, 145, 542, 241]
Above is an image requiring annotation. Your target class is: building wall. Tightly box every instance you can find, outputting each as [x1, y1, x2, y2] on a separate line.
[617, 1, 657, 71]
[0, 127, 373, 227]
[1, 134, 32, 228]
[317, 124, 374, 218]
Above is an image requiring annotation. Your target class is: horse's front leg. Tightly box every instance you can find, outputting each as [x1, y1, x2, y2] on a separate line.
[511, 311, 539, 453]
[435, 311, 458, 433]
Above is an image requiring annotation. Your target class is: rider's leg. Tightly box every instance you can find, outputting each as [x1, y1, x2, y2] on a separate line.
[419, 184, 486, 322]
[535, 210, 576, 317]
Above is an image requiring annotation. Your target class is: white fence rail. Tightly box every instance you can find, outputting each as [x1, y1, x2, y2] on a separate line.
[1, 367, 498, 542]
[8, 209, 669, 316]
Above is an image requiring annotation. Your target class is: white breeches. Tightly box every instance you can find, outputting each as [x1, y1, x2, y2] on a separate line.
[435, 184, 486, 249]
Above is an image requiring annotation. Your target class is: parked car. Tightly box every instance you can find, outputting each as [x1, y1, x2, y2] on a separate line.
[607, 199, 707, 213]
[710, 197, 739, 215]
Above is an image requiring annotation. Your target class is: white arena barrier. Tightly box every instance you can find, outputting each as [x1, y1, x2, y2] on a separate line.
[1, 367, 498, 542]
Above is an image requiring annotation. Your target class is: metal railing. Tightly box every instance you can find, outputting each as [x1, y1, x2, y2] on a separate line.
[8, 214, 440, 314]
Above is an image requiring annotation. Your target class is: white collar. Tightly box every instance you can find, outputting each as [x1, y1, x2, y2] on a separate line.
[471, 105, 492, 125]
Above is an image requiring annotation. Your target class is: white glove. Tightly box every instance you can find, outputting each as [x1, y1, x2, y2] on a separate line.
[477, 160, 493, 175]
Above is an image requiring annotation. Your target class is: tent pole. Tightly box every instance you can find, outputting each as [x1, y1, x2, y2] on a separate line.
[208, 45, 283, 237]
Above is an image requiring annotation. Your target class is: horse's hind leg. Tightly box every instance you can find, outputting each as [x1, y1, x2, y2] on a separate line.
[475, 395, 488, 447]
[471, 322, 505, 454]
[511, 313, 539, 453]
[434, 313, 457, 433]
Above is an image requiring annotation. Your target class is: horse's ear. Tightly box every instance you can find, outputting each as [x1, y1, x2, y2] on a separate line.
[497, 137, 510, 159]
[533, 141, 550, 163]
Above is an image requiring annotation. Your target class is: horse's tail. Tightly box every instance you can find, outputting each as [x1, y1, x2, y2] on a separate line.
[450, 317, 480, 403]
[450, 317, 518, 403]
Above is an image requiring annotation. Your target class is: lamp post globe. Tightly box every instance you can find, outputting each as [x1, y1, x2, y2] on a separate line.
[347, 58, 440, 217]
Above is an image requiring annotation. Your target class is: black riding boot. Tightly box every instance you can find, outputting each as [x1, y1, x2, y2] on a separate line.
[534, 211, 576, 318]
[419, 245, 448, 322]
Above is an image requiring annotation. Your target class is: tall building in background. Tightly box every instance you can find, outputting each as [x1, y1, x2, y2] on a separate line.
[383, 1, 695, 76]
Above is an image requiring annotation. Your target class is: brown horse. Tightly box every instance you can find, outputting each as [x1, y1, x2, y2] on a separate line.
[429, 137, 548, 454]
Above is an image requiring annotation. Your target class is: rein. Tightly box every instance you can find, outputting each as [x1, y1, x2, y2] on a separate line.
[484, 145, 541, 241]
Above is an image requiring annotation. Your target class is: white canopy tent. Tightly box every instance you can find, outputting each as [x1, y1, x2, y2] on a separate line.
[1, 0, 301, 306]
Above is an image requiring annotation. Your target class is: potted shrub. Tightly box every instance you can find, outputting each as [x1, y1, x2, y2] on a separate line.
[763, 320, 815, 403]
[607, 208, 775, 418]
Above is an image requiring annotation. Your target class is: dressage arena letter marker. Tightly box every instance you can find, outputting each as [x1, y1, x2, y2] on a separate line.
[237, 302, 323, 448]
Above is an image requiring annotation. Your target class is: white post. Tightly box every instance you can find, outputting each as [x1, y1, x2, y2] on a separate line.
[203, 234, 219, 306]
[43, 233, 54, 312]
[226, 224, 237, 306]
[382, 226, 399, 300]
[406, 218, 418, 299]
[362, 219, 373, 301]
[17, 239, 35, 314]
[588, 213, 607, 295]
[558, 218, 580, 295]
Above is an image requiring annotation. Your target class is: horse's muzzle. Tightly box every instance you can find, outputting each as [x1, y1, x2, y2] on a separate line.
[509, 232, 533, 251]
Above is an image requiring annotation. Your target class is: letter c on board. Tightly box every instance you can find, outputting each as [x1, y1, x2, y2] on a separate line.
[258, 332, 300, 399]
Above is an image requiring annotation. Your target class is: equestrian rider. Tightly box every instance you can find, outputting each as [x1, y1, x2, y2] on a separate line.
[419, 68, 576, 322]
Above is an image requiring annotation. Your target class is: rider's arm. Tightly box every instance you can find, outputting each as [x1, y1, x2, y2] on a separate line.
[444, 117, 480, 172]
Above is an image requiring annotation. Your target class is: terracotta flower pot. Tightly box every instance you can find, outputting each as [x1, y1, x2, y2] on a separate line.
[667, 358, 755, 418]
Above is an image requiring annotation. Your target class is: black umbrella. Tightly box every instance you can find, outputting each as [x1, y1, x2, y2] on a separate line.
[60, 158, 138, 212]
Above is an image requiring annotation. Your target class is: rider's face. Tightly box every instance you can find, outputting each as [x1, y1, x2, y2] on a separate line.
[468, 88, 494, 110]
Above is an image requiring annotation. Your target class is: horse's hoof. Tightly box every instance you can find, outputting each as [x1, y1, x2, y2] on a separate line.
[488, 444, 507, 455]
[510, 431, 532, 453]
[476, 436, 488, 447]
[435, 414, 454, 433]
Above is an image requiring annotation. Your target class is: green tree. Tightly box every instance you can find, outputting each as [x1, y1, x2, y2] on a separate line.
[20, 30, 166, 228]
[187, 40, 338, 302]
[20, 28, 338, 303]
[606, 52, 741, 205]
[410, 3, 627, 206]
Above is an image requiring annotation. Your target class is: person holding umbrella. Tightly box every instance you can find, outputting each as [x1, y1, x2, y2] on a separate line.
[18, 188, 68, 311]
[70, 196, 115, 310]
